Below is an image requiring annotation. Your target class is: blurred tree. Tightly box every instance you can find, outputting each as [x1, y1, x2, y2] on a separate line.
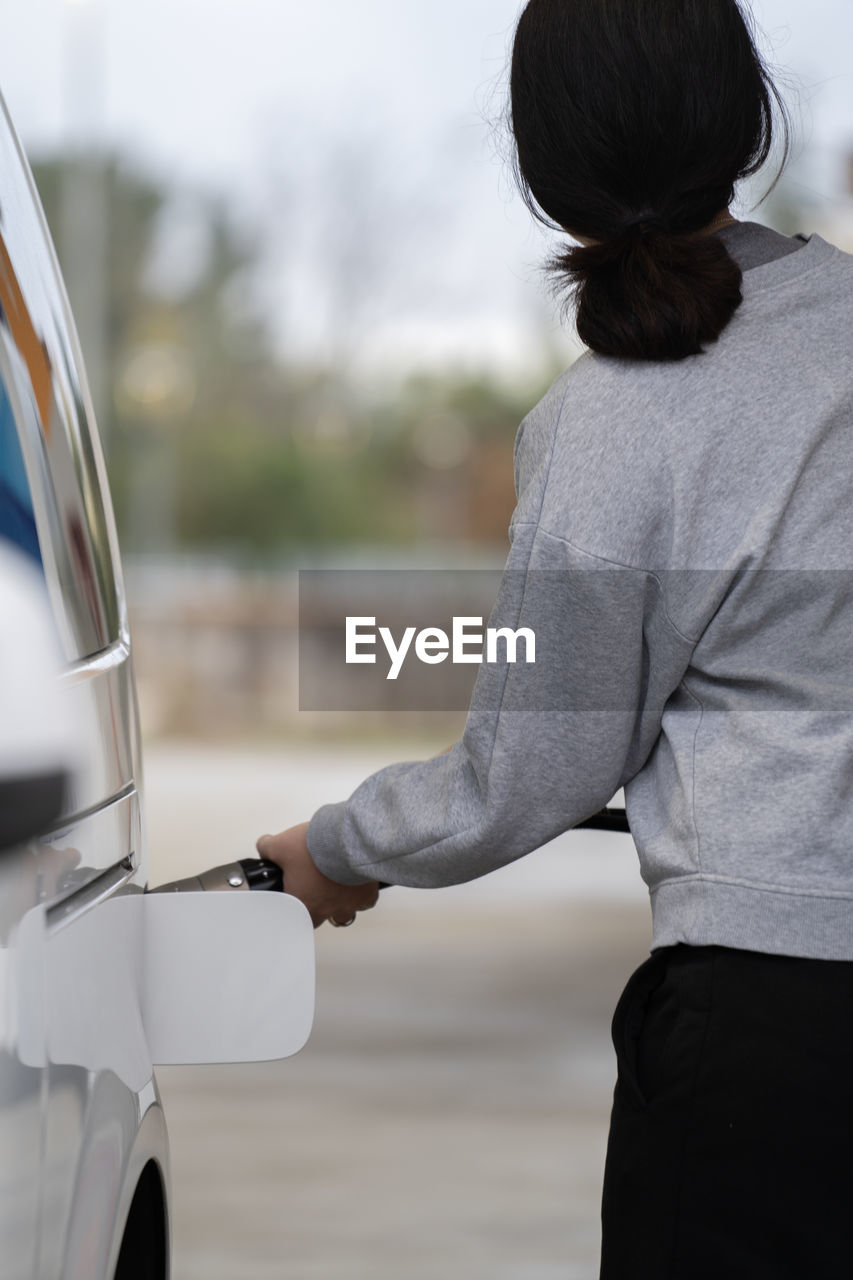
[30, 151, 556, 558]
[31, 153, 296, 551]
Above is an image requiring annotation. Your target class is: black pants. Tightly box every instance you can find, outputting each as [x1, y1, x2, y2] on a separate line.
[600, 944, 853, 1279]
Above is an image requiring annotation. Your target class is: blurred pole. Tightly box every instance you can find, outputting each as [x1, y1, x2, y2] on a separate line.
[60, 0, 110, 455]
[127, 423, 178, 560]
[120, 343, 196, 559]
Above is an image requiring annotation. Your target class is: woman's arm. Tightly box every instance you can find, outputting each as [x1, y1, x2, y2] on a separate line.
[299, 526, 694, 891]
[257, 377, 696, 921]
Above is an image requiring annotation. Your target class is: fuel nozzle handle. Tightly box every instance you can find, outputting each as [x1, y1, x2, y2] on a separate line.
[150, 856, 391, 895]
[240, 857, 284, 891]
[237, 858, 390, 892]
[150, 857, 283, 894]
[151, 809, 625, 895]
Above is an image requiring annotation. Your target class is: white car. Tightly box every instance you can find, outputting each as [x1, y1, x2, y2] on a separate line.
[0, 92, 315, 1280]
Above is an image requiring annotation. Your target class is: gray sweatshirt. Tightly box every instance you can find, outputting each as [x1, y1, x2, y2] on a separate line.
[308, 227, 853, 961]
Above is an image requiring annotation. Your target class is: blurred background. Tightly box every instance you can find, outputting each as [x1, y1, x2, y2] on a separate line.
[1, 1, 852, 1276]
[1, 0, 852, 739]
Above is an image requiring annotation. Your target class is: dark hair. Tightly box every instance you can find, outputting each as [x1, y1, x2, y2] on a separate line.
[509, 0, 790, 361]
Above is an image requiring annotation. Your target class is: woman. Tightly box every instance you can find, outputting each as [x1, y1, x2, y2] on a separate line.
[258, 2, 853, 1275]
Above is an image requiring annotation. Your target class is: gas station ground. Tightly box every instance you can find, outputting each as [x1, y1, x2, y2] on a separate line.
[146, 742, 651, 1280]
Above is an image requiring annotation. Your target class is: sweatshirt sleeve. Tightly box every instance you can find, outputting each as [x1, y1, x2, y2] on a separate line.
[305, 380, 697, 888]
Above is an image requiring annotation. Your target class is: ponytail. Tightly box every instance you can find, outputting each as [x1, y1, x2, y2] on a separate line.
[565, 224, 743, 362]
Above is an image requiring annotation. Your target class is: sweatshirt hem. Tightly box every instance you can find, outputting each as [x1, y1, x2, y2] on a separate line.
[651, 877, 853, 961]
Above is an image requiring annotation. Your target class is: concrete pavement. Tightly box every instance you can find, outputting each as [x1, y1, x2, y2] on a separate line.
[145, 743, 652, 1279]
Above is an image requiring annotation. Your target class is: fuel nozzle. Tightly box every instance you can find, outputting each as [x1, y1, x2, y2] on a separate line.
[150, 857, 284, 894]
[149, 806, 627, 896]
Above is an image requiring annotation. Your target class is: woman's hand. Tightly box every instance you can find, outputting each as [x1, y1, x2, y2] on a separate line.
[256, 823, 380, 929]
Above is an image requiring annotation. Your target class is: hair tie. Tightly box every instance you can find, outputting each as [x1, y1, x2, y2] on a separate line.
[621, 212, 664, 234]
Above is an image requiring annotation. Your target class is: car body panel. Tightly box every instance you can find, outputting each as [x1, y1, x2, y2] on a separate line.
[58, 649, 140, 835]
[0, 71, 165, 1273]
[0, 844, 42, 1280]
[0, 93, 122, 664]
[1, 76, 315, 1279]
